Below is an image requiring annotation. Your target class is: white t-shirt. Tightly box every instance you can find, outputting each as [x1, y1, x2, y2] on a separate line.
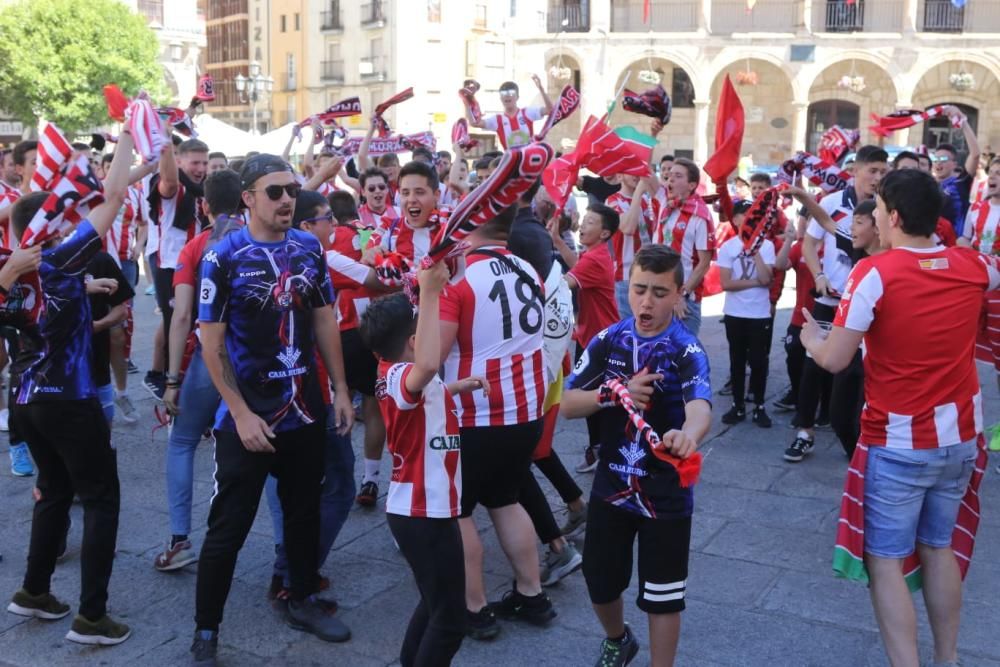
[717, 237, 775, 319]
[806, 188, 858, 307]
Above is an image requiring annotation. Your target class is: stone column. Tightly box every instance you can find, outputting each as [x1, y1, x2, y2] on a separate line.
[694, 99, 711, 164]
[800, 0, 814, 34]
[903, 0, 918, 33]
[698, 0, 711, 33]
[790, 101, 809, 152]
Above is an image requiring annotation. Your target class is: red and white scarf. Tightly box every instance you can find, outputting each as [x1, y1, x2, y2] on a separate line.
[869, 105, 962, 138]
[294, 97, 362, 138]
[777, 151, 853, 194]
[451, 119, 479, 152]
[818, 125, 859, 164]
[533, 85, 581, 142]
[655, 195, 713, 246]
[458, 79, 482, 124]
[31, 123, 73, 192]
[373, 88, 414, 138]
[834, 437, 987, 590]
[740, 185, 788, 255]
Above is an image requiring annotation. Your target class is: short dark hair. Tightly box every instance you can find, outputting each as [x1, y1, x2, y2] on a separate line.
[732, 199, 753, 216]
[328, 190, 358, 224]
[437, 150, 452, 161]
[411, 147, 435, 164]
[659, 154, 675, 164]
[208, 151, 227, 162]
[519, 177, 542, 205]
[749, 172, 771, 186]
[934, 143, 958, 160]
[292, 190, 329, 228]
[499, 81, 519, 94]
[989, 156, 1000, 170]
[13, 140, 37, 166]
[229, 159, 245, 173]
[359, 167, 389, 190]
[71, 142, 90, 153]
[473, 157, 492, 172]
[101, 153, 114, 166]
[854, 199, 877, 219]
[359, 292, 417, 361]
[10, 191, 49, 240]
[672, 157, 700, 185]
[587, 203, 620, 235]
[892, 151, 921, 168]
[855, 145, 889, 165]
[398, 160, 439, 191]
[877, 169, 941, 237]
[178, 138, 210, 155]
[477, 203, 518, 241]
[377, 153, 400, 168]
[630, 244, 684, 288]
[203, 169, 242, 217]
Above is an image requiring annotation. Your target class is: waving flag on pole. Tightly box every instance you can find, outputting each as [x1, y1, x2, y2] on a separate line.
[31, 124, 74, 193]
[643, 0, 651, 23]
[703, 75, 745, 221]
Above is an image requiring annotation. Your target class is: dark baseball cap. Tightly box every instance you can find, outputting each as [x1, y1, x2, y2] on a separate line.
[239, 153, 293, 192]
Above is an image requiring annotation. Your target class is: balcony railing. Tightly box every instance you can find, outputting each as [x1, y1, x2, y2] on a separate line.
[920, 0, 963, 31]
[814, 0, 902, 32]
[360, 55, 387, 81]
[320, 9, 343, 31]
[611, 0, 698, 31]
[712, 0, 798, 32]
[321, 60, 344, 83]
[361, 1, 388, 27]
[547, 2, 590, 32]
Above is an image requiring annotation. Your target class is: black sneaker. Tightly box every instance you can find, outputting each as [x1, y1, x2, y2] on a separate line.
[752, 406, 772, 428]
[783, 435, 814, 462]
[286, 596, 351, 642]
[721, 405, 745, 424]
[773, 391, 797, 412]
[143, 371, 165, 401]
[595, 623, 640, 667]
[355, 480, 378, 507]
[126, 359, 140, 375]
[190, 629, 218, 666]
[816, 411, 831, 429]
[488, 584, 556, 626]
[465, 606, 501, 641]
[719, 378, 733, 396]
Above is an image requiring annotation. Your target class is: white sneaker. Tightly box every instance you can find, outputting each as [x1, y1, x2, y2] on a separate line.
[0, 408, 8, 432]
[114, 395, 139, 424]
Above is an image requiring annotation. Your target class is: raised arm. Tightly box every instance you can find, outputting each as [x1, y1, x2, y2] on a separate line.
[405, 262, 450, 394]
[786, 186, 835, 235]
[357, 116, 378, 171]
[88, 131, 135, 239]
[531, 74, 554, 116]
[157, 136, 179, 199]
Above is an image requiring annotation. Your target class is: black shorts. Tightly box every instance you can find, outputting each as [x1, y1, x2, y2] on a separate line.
[459, 419, 542, 517]
[341, 327, 378, 396]
[582, 500, 691, 614]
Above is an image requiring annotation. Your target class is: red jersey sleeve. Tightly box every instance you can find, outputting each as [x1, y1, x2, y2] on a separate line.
[834, 259, 882, 332]
[173, 234, 208, 288]
[569, 250, 606, 291]
[439, 279, 468, 324]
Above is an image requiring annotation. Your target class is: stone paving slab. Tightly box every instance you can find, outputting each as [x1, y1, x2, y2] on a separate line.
[1, 285, 999, 666]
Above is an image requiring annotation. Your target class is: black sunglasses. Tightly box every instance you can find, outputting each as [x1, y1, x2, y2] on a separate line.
[300, 213, 334, 225]
[366, 184, 387, 192]
[249, 183, 302, 201]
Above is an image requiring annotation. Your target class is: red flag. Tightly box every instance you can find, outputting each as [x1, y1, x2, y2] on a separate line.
[543, 115, 651, 210]
[703, 75, 745, 183]
[643, 0, 651, 23]
[103, 84, 130, 122]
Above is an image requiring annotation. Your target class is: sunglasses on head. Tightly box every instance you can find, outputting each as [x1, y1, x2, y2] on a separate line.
[366, 184, 387, 192]
[249, 183, 302, 200]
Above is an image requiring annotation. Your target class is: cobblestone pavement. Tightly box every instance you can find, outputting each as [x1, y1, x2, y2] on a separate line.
[1, 281, 998, 667]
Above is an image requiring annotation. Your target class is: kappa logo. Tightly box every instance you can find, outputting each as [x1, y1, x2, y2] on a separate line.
[203, 250, 220, 266]
[682, 343, 703, 358]
[277, 345, 301, 369]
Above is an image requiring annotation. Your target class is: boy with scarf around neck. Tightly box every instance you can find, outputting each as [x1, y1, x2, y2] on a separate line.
[144, 138, 210, 400]
[652, 158, 716, 336]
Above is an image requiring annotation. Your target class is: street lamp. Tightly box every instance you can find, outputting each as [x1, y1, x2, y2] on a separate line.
[234, 61, 274, 135]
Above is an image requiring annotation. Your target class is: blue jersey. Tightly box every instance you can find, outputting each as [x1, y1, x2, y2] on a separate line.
[566, 317, 712, 519]
[14, 220, 103, 403]
[198, 226, 335, 433]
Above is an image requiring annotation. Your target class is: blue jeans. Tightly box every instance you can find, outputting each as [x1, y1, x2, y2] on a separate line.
[682, 296, 702, 336]
[165, 348, 220, 536]
[864, 440, 978, 559]
[96, 383, 115, 424]
[266, 407, 356, 584]
[615, 280, 632, 319]
[120, 259, 139, 289]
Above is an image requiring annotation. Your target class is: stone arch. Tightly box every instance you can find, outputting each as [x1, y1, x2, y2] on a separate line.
[709, 51, 802, 103]
[799, 51, 900, 104]
[911, 59, 1000, 152]
[708, 59, 796, 164]
[607, 47, 707, 100]
[805, 58, 897, 148]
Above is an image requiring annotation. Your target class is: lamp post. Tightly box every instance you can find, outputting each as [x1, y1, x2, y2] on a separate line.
[234, 61, 274, 136]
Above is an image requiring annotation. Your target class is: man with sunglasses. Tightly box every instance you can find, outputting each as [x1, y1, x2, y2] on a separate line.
[931, 106, 982, 237]
[469, 76, 553, 151]
[191, 154, 355, 664]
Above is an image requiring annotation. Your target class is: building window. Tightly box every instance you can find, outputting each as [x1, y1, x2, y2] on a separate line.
[295, 13, 300, 30]
[280, 15, 286, 32]
[286, 53, 297, 91]
[138, 0, 164, 24]
[671, 68, 695, 108]
[428, 0, 441, 22]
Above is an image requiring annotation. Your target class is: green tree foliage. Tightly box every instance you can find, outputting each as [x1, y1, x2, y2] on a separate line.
[0, 0, 166, 133]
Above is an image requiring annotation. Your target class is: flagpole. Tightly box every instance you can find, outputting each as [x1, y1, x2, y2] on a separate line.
[603, 71, 631, 124]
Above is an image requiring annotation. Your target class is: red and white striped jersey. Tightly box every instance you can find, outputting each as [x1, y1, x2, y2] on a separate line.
[440, 246, 546, 427]
[367, 217, 437, 264]
[376, 361, 462, 518]
[153, 181, 205, 268]
[104, 186, 140, 266]
[325, 233, 371, 332]
[483, 107, 544, 150]
[962, 200, 1000, 254]
[358, 203, 400, 231]
[835, 246, 1000, 449]
[316, 181, 338, 198]
[605, 191, 652, 281]
[0, 184, 21, 250]
[655, 208, 715, 301]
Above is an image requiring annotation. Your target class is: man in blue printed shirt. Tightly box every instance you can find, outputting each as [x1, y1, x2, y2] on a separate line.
[5, 131, 137, 646]
[191, 154, 354, 664]
[563, 244, 712, 667]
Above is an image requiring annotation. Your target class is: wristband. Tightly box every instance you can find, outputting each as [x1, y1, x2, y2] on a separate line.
[597, 383, 616, 408]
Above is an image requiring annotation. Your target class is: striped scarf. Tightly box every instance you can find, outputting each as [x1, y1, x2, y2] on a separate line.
[777, 151, 853, 194]
[740, 185, 788, 256]
[869, 105, 961, 139]
[833, 436, 987, 590]
[451, 118, 479, 152]
[373, 87, 414, 138]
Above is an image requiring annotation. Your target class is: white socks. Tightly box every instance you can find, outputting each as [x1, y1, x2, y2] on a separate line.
[362, 458, 381, 484]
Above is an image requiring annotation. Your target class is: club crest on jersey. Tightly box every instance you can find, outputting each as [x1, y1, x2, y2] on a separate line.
[277, 345, 301, 370]
[610, 440, 648, 477]
[918, 258, 949, 271]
